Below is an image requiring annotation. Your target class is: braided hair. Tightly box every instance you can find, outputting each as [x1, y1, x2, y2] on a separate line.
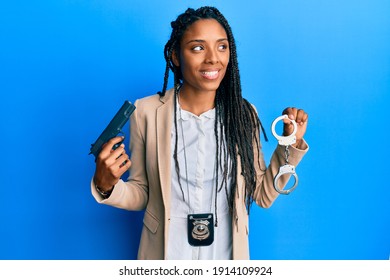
[159, 6, 267, 220]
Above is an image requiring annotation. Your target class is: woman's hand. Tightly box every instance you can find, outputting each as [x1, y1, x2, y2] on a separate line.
[93, 136, 132, 192]
[282, 107, 308, 148]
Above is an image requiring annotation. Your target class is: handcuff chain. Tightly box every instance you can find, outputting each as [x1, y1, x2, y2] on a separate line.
[284, 145, 290, 164]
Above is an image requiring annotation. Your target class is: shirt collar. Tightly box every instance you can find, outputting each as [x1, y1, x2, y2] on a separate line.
[176, 96, 216, 121]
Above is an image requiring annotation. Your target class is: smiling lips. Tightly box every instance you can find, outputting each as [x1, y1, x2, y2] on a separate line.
[200, 70, 219, 80]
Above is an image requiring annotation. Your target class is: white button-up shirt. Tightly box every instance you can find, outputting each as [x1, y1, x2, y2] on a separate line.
[167, 101, 232, 260]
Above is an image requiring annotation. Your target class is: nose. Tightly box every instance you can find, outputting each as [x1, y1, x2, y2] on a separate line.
[204, 48, 219, 64]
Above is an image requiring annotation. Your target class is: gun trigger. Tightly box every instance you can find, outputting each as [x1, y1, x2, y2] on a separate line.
[112, 142, 122, 150]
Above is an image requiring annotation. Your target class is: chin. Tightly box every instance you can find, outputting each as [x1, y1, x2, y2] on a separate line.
[201, 80, 224, 92]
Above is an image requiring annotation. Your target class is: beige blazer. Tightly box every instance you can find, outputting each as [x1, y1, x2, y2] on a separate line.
[91, 88, 308, 259]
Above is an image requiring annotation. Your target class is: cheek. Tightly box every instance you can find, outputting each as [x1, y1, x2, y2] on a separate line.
[223, 53, 230, 65]
[180, 56, 198, 75]
[221, 54, 230, 72]
[179, 60, 189, 76]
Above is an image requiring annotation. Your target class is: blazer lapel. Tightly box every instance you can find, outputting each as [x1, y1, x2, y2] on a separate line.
[156, 89, 174, 220]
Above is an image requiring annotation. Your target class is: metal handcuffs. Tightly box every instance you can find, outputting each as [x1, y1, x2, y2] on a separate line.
[271, 114, 298, 195]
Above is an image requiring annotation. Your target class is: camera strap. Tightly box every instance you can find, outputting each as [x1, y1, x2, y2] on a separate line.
[178, 101, 215, 247]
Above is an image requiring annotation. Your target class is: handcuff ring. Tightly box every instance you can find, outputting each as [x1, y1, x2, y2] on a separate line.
[271, 114, 297, 146]
[273, 164, 299, 195]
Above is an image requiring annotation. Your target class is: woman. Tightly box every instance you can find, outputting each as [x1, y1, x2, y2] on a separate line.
[91, 6, 309, 260]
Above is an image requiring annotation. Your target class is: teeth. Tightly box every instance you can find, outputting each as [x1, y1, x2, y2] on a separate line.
[202, 71, 218, 76]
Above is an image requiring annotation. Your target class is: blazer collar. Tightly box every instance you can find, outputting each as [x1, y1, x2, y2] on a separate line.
[159, 88, 174, 104]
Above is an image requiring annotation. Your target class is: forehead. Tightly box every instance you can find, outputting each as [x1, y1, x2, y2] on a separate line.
[181, 19, 228, 43]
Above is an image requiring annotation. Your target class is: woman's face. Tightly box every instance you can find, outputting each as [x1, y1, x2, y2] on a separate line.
[173, 19, 230, 94]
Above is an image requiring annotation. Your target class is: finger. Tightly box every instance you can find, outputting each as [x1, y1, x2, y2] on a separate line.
[111, 156, 131, 177]
[108, 136, 125, 151]
[105, 145, 127, 167]
[98, 136, 125, 160]
[282, 107, 296, 116]
[298, 110, 309, 126]
[296, 109, 305, 125]
[119, 157, 132, 169]
[98, 142, 125, 165]
[99, 136, 124, 156]
[113, 143, 126, 158]
[282, 121, 295, 136]
[301, 113, 308, 126]
[282, 107, 297, 124]
[113, 152, 129, 168]
[111, 142, 125, 155]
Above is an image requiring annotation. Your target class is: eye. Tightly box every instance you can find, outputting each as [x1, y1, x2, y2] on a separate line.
[218, 44, 228, 51]
[192, 45, 204, 51]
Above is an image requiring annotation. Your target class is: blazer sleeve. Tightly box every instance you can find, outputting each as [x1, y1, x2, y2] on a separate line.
[91, 99, 149, 211]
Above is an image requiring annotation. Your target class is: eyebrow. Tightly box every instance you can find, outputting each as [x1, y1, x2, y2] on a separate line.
[185, 38, 229, 45]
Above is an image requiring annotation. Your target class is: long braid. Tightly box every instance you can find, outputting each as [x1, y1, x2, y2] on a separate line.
[214, 93, 220, 226]
[172, 84, 185, 200]
[161, 7, 268, 218]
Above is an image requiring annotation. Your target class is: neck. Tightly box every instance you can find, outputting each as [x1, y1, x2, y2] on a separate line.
[179, 86, 216, 116]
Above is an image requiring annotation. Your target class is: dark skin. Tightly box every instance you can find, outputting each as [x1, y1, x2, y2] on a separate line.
[93, 137, 131, 191]
[93, 19, 308, 192]
[283, 107, 308, 149]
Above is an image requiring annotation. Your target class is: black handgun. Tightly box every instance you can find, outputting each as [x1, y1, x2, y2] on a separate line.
[89, 100, 136, 158]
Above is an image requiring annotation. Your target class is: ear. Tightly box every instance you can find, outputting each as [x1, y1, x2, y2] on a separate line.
[172, 50, 180, 67]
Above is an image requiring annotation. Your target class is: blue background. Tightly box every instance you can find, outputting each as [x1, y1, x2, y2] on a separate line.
[1, 0, 389, 260]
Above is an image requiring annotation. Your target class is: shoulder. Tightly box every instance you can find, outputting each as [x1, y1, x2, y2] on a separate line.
[134, 88, 175, 110]
[242, 97, 259, 116]
[134, 93, 160, 109]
